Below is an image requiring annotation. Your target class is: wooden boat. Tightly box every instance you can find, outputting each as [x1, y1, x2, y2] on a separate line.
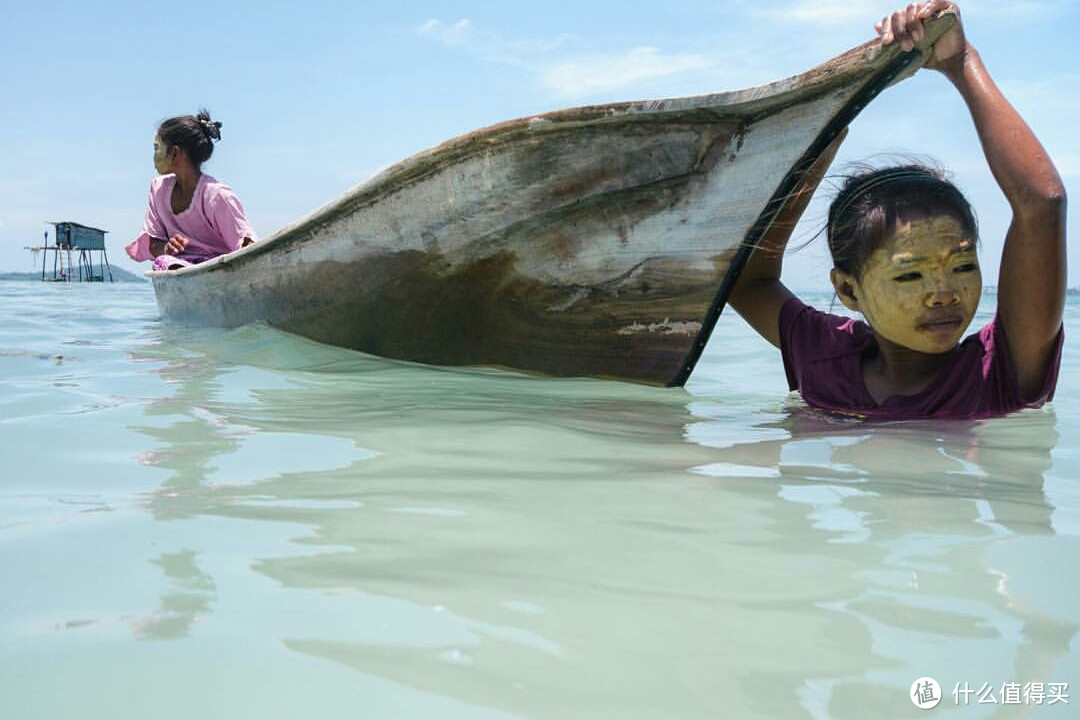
[151, 14, 953, 386]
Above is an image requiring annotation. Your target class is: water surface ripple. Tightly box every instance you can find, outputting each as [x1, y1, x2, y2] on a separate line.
[1, 281, 1077, 719]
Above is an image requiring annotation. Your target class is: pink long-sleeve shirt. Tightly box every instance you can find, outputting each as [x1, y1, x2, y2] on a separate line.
[125, 173, 255, 265]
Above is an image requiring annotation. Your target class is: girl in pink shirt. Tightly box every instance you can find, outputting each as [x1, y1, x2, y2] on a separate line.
[126, 109, 256, 270]
[728, 2, 1066, 420]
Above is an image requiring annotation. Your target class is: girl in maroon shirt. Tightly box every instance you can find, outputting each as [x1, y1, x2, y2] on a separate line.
[728, 1, 1066, 420]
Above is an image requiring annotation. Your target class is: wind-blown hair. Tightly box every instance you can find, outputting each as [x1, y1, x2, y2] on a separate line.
[827, 162, 978, 277]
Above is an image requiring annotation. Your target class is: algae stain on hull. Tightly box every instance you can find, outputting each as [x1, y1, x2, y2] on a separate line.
[150, 12, 956, 384]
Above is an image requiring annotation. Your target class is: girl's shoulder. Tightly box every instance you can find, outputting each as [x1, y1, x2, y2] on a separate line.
[149, 173, 174, 191]
[781, 297, 872, 356]
[198, 174, 240, 199]
[148, 173, 175, 206]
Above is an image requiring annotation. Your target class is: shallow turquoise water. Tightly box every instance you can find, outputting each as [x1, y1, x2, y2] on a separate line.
[1, 280, 1077, 719]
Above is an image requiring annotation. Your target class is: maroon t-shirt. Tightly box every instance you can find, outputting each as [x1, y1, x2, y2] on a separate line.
[779, 298, 1063, 420]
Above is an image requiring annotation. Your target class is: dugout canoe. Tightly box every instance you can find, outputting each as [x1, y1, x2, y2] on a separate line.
[149, 13, 954, 386]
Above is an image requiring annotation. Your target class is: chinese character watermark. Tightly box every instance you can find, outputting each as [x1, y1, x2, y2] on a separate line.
[911, 678, 1070, 708]
[908, 679, 1071, 707]
[911, 677, 942, 709]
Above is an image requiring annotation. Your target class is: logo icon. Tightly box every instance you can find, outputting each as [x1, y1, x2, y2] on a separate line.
[911, 677, 942, 709]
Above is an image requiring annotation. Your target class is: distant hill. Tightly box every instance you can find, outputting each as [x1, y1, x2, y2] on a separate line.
[0, 267, 146, 282]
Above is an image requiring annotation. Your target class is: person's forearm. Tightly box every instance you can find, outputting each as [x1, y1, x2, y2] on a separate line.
[943, 45, 1065, 220]
[947, 40, 1066, 357]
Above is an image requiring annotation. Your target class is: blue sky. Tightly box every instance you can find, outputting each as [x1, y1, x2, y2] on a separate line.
[1, 0, 1075, 289]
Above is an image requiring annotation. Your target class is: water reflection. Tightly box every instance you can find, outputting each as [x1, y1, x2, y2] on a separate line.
[130, 550, 216, 640]
[689, 404, 1076, 717]
[125, 324, 1075, 719]
[691, 408, 1060, 533]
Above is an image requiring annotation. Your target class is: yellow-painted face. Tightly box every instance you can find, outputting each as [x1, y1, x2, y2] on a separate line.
[835, 215, 982, 354]
[153, 134, 173, 175]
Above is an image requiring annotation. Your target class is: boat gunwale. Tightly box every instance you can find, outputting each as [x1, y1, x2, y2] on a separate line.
[146, 28, 932, 282]
[147, 13, 955, 387]
[669, 12, 956, 385]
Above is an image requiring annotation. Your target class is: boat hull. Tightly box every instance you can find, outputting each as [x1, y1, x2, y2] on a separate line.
[151, 15, 953, 385]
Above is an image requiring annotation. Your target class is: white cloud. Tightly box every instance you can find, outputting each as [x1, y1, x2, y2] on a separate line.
[1049, 152, 1080, 178]
[414, 19, 718, 100]
[504, 34, 579, 55]
[998, 73, 1079, 176]
[765, 0, 1067, 26]
[538, 47, 713, 98]
[763, 0, 882, 25]
[1001, 73, 1080, 114]
[963, 0, 1068, 20]
[417, 18, 474, 47]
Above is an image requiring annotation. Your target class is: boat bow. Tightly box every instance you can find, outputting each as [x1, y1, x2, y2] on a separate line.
[151, 12, 955, 385]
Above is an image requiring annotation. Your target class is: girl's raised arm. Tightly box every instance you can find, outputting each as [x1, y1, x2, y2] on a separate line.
[883, 1, 1067, 399]
[727, 134, 844, 348]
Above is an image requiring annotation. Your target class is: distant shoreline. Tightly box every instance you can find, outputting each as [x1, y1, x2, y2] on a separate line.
[0, 268, 146, 283]
[0, 272, 1075, 293]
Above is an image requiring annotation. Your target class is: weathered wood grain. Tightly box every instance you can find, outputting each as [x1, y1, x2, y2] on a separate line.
[151, 13, 954, 385]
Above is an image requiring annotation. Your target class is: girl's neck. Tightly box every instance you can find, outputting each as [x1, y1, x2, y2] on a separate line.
[863, 337, 958, 403]
[169, 164, 203, 216]
[172, 163, 202, 193]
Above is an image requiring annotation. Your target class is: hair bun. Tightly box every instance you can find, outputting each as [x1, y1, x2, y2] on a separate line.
[199, 117, 222, 142]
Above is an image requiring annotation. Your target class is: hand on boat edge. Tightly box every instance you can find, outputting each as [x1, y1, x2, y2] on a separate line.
[876, 2, 968, 72]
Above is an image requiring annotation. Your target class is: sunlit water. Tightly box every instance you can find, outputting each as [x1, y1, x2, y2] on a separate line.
[1, 280, 1077, 720]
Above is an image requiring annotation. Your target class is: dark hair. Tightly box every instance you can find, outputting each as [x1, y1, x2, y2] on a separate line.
[157, 109, 222, 167]
[827, 163, 977, 277]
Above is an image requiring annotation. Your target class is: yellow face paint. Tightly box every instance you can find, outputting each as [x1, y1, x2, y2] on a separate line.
[848, 215, 981, 354]
[153, 134, 172, 175]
